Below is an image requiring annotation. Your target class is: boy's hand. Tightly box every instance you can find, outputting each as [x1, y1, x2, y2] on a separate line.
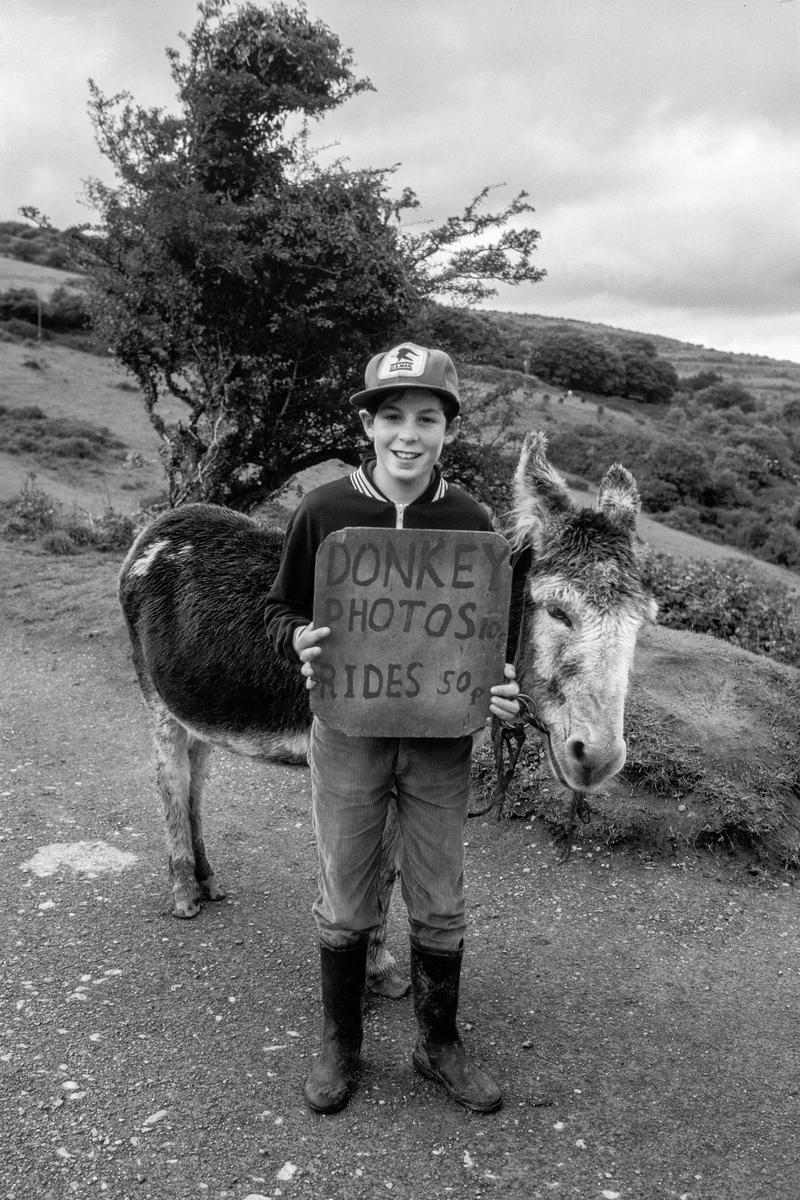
[489, 663, 521, 724]
[293, 623, 331, 690]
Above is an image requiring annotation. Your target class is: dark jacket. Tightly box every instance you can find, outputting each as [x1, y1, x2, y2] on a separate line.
[264, 460, 493, 662]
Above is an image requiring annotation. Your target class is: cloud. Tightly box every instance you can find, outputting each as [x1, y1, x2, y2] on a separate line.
[1, 0, 798, 360]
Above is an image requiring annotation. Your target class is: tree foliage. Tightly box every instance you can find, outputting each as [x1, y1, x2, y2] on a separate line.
[680, 368, 723, 393]
[529, 330, 625, 395]
[0, 221, 73, 269]
[529, 330, 677, 403]
[50, 1, 544, 509]
[618, 338, 678, 404]
[693, 381, 758, 413]
[0, 285, 90, 336]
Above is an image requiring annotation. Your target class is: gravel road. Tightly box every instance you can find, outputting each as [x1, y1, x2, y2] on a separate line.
[1, 546, 798, 1200]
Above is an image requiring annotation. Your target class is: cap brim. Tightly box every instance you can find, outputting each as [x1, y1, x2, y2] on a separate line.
[350, 383, 460, 415]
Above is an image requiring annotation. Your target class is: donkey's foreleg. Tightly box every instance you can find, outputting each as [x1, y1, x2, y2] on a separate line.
[367, 795, 410, 998]
[187, 737, 225, 903]
[153, 707, 204, 919]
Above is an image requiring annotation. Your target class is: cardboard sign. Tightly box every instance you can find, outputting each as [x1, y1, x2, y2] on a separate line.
[310, 527, 511, 737]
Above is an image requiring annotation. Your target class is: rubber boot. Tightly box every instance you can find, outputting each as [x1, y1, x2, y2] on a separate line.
[410, 938, 502, 1114]
[304, 939, 368, 1114]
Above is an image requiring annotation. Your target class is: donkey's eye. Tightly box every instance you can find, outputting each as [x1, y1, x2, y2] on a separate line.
[546, 605, 573, 628]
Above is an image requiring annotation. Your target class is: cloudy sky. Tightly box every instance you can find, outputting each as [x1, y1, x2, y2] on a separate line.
[2, 0, 799, 362]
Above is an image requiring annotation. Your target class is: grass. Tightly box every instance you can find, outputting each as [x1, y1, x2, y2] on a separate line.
[0, 403, 127, 467]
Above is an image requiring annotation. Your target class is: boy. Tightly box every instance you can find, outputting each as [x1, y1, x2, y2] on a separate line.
[265, 343, 520, 1115]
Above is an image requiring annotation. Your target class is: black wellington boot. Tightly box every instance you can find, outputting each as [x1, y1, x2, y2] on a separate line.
[410, 938, 502, 1114]
[304, 939, 368, 1114]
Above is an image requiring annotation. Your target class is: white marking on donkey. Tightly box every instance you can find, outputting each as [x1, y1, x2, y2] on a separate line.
[118, 507, 407, 998]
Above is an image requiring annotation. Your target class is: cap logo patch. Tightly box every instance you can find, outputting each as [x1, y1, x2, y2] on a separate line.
[377, 343, 428, 381]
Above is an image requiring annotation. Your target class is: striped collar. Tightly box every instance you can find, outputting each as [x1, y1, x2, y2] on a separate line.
[349, 460, 448, 504]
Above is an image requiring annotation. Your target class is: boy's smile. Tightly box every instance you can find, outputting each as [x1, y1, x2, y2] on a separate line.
[360, 389, 460, 503]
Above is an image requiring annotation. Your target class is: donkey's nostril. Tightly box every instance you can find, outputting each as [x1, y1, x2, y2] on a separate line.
[568, 739, 586, 762]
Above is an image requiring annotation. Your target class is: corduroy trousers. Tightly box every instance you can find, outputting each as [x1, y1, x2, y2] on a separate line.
[309, 717, 473, 952]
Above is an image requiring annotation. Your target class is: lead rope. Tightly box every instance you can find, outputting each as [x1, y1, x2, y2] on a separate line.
[469, 581, 590, 858]
[470, 582, 540, 819]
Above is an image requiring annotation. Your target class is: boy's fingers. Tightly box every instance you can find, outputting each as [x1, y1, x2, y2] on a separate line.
[490, 682, 520, 698]
[294, 624, 331, 656]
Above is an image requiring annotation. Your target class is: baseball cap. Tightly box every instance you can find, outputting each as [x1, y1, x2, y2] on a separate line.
[350, 342, 460, 418]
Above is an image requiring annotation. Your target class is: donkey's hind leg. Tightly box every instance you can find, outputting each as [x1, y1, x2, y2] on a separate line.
[187, 736, 225, 903]
[153, 705, 204, 919]
[367, 795, 410, 998]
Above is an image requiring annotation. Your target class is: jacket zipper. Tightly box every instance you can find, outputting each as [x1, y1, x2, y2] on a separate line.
[394, 503, 406, 529]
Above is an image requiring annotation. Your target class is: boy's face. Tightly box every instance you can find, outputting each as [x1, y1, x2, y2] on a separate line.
[360, 389, 460, 502]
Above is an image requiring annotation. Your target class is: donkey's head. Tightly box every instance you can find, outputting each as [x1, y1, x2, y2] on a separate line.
[508, 432, 657, 793]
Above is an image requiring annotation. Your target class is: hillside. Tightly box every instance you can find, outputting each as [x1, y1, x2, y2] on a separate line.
[2, 251, 800, 583]
[487, 308, 800, 412]
[0, 253, 84, 298]
[0, 334, 797, 600]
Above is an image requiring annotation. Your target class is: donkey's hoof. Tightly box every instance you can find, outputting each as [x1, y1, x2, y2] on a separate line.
[554, 834, 575, 864]
[367, 968, 411, 999]
[172, 891, 202, 919]
[198, 873, 226, 902]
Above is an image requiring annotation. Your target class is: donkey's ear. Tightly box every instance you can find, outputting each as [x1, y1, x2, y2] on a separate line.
[511, 431, 573, 552]
[598, 463, 641, 535]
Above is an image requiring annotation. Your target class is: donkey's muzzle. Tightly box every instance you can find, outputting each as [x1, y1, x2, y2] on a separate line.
[557, 734, 626, 793]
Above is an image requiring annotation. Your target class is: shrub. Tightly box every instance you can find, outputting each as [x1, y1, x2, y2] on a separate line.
[638, 438, 711, 511]
[713, 444, 771, 490]
[0, 287, 40, 324]
[2, 474, 135, 553]
[47, 286, 91, 333]
[2, 318, 42, 342]
[757, 522, 800, 569]
[546, 423, 651, 483]
[642, 551, 800, 667]
[41, 530, 79, 556]
[695, 381, 758, 413]
[680, 369, 724, 392]
[4, 473, 57, 535]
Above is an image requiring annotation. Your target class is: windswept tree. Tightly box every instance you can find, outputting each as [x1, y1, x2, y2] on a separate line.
[54, 1, 545, 509]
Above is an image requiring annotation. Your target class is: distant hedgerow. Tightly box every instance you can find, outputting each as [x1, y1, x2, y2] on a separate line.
[642, 551, 800, 667]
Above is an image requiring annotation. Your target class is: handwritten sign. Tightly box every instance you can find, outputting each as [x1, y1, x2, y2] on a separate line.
[310, 527, 511, 737]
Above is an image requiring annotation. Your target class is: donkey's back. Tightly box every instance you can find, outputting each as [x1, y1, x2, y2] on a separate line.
[120, 503, 308, 762]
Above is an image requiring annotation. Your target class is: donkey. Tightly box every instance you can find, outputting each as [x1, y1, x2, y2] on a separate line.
[118, 510, 408, 996]
[496, 430, 657, 837]
[118, 433, 654, 990]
